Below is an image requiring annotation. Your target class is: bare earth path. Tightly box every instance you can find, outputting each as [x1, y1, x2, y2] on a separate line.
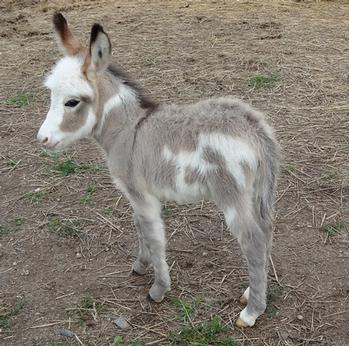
[0, 1, 348, 345]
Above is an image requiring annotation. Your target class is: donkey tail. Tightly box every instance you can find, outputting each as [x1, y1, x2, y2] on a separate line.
[256, 132, 280, 223]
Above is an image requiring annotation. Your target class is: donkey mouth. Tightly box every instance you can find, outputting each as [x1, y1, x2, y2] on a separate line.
[42, 140, 62, 151]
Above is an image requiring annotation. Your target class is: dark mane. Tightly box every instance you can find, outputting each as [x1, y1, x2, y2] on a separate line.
[107, 64, 157, 111]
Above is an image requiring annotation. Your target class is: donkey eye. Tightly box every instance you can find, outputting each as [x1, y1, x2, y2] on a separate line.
[64, 99, 80, 107]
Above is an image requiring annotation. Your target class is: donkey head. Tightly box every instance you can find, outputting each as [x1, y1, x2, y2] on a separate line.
[37, 13, 111, 149]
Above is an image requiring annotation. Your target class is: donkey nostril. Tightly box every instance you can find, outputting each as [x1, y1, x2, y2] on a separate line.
[42, 137, 49, 144]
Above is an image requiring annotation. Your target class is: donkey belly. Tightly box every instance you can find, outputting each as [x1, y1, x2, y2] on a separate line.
[154, 181, 210, 204]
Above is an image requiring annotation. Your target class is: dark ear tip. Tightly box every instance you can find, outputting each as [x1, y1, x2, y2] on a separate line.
[53, 12, 67, 29]
[90, 23, 105, 43]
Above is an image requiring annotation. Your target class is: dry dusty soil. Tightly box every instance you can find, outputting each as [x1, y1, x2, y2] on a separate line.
[0, 0, 348, 345]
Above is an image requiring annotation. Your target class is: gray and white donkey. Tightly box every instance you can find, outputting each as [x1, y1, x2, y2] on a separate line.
[37, 13, 280, 327]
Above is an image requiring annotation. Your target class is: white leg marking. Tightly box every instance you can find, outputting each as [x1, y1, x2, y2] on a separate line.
[243, 287, 250, 300]
[238, 306, 259, 327]
[239, 286, 250, 305]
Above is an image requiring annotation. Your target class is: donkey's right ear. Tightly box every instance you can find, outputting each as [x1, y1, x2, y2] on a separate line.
[53, 12, 81, 55]
[83, 23, 111, 79]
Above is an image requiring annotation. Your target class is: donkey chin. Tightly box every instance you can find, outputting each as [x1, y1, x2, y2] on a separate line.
[37, 114, 97, 151]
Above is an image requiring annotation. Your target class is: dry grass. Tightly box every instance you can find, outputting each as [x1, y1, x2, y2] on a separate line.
[0, 0, 348, 345]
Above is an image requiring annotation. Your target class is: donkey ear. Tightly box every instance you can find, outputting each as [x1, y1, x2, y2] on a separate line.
[53, 12, 81, 55]
[85, 23, 111, 78]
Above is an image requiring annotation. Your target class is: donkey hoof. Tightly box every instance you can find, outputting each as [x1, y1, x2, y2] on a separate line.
[131, 262, 147, 275]
[239, 287, 249, 305]
[147, 292, 164, 303]
[239, 294, 248, 305]
[236, 318, 250, 328]
[236, 307, 257, 327]
[147, 291, 165, 303]
[131, 269, 144, 276]
[147, 293, 155, 302]
[148, 284, 169, 303]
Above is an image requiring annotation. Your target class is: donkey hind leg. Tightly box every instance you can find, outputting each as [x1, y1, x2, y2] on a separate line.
[133, 199, 170, 302]
[132, 214, 151, 275]
[224, 207, 268, 327]
[239, 218, 273, 306]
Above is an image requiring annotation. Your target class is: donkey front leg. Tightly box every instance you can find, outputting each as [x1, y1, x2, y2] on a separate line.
[133, 198, 170, 302]
[138, 214, 171, 302]
[132, 214, 151, 275]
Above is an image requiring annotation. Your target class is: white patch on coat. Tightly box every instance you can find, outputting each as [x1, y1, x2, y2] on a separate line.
[158, 133, 257, 203]
[98, 85, 136, 135]
[103, 94, 122, 116]
[44, 56, 93, 98]
[158, 144, 212, 203]
[224, 207, 236, 227]
[38, 56, 96, 148]
[199, 133, 257, 187]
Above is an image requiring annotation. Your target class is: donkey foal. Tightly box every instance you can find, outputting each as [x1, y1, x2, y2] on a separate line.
[37, 13, 280, 327]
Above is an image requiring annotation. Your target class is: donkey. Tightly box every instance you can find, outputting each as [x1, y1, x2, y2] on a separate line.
[37, 13, 280, 327]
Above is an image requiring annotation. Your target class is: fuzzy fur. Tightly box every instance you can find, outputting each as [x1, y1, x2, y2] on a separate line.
[38, 16, 280, 327]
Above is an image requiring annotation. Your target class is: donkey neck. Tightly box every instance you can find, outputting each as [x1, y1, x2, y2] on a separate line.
[92, 66, 155, 154]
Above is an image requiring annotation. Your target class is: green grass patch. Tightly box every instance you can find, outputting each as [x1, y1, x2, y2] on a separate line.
[51, 159, 105, 176]
[80, 163, 105, 174]
[7, 159, 21, 168]
[320, 223, 344, 237]
[111, 338, 143, 346]
[0, 218, 25, 236]
[0, 299, 25, 335]
[112, 336, 124, 346]
[168, 316, 235, 346]
[248, 73, 278, 88]
[103, 207, 114, 216]
[163, 205, 172, 217]
[4, 93, 33, 106]
[266, 282, 284, 318]
[128, 339, 141, 346]
[14, 218, 24, 226]
[80, 184, 96, 204]
[284, 164, 296, 173]
[48, 216, 81, 238]
[40, 148, 61, 160]
[25, 190, 48, 204]
[170, 296, 201, 323]
[39, 149, 105, 177]
[52, 159, 80, 176]
[320, 170, 337, 182]
[67, 296, 106, 323]
[0, 225, 12, 236]
[51, 342, 65, 346]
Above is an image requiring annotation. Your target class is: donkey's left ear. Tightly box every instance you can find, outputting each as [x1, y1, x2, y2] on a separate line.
[53, 13, 81, 55]
[84, 23, 111, 79]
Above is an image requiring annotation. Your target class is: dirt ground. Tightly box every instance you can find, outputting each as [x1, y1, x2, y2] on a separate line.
[0, 0, 348, 345]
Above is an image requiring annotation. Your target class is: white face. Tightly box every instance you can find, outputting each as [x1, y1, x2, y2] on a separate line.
[37, 56, 97, 150]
